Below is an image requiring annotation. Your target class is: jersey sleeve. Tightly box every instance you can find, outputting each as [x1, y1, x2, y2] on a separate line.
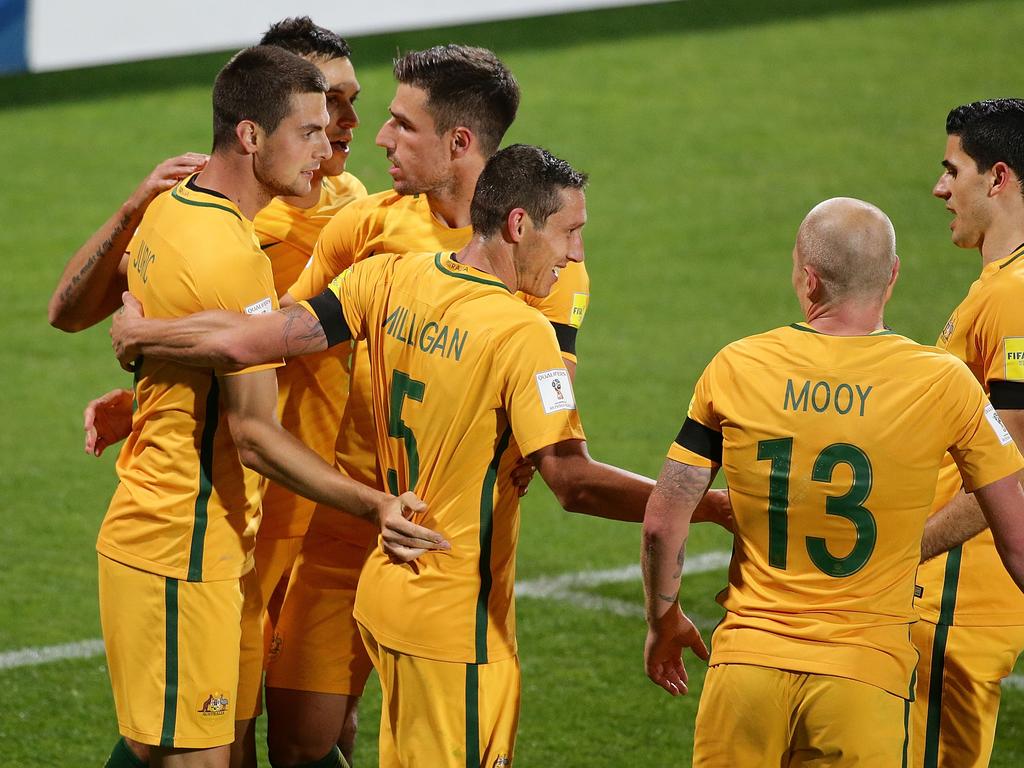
[496, 317, 586, 457]
[978, 280, 1024, 409]
[288, 199, 368, 300]
[667, 355, 723, 468]
[299, 255, 397, 349]
[186, 243, 282, 377]
[520, 261, 590, 362]
[945, 359, 1024, 491]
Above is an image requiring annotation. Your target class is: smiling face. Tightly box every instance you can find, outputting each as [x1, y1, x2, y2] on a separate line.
[515, 187, 587, 298]
[375, 83, 454, 196]
[933, 134, 995, 250]
[253, 90, 331, 198]
[311, 55, 360, 178]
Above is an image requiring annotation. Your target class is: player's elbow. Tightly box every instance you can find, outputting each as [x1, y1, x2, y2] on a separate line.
[47, 298, 86, 332]
[551, 479, 589, 514]
[228, 419, 272, 473]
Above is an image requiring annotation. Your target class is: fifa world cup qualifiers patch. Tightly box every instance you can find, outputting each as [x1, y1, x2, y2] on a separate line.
[984, 403, 1014, 446]
[569, 292, 589, 329]
[536, 368, 575, 414]
[245, 297, 273, 315]
[1004, 337, 1024, 380]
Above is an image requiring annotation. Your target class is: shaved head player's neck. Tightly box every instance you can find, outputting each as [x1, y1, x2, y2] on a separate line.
[792, 197, 900, 336]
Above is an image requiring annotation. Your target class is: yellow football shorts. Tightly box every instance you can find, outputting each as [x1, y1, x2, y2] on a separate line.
[235, 534, 304, 720]
[98, 554, 244, 749]
[264, 525, 375, 696]
[359, 624, 520, 768]
[911, 618, 1024, 768]
[693, 663, 910, 767]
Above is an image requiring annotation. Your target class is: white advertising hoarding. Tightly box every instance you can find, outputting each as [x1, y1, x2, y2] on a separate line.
[27, 0, 672, 72]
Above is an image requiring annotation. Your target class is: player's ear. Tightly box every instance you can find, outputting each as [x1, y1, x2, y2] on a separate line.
[504, 207, 528, 244]
[989, 161, 1015, 197]
[802, 264, 823, 302]
[235, 120, 260, 155]
[450, 126, 473, 159]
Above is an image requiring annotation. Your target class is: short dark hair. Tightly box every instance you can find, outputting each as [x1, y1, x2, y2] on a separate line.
[212, 46, 327, 152]
[393, 45, 519, 157]
[947, 99, 1024, 193]
[471, 144, 588, 236]
[259, 16, 351, 60]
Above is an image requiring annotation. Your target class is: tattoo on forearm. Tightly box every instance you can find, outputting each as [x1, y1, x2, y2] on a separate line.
[657, 592, 677, 604]
[59, 211, 131, 304]
[281, 305, 327, 357]
[671, 545, 686, 580]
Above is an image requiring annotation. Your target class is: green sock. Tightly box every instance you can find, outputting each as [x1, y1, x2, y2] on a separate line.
[271, 745, 349, 768]
[104, 738, 147, 768]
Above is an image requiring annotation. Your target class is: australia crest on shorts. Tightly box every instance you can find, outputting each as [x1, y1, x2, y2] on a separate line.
[197, 691, 230, 716]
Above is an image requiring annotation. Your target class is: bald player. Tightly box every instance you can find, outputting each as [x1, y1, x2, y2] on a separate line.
[642, 198, 1024, 767]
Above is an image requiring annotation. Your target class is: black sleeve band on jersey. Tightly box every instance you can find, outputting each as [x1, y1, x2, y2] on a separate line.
[307, 289, 352, 348]
[989, 379, 1024, 410]
[674, 417, 723, 464]
[551, 322, 578, 356]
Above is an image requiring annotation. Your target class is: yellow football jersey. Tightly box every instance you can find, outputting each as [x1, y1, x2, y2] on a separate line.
[291, 190, 589, 541]
[98, 175, 282, 582]
[669, 323, 1023, 698]
[254, 173, 367, 539]
[301, 252, 586, 663]
[916, 245, 1024, 626]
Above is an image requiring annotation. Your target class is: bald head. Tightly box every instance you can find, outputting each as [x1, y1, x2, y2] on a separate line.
[795, 197, 897, 303]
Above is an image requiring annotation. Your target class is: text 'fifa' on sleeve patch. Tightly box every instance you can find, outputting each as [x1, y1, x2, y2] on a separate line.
[570, 292, 589, 329]
[1004, 337, 1024, 380]
[536, 369, 576, 414]
[245, 297, 273, 315]
[985, 403, 1014, 446]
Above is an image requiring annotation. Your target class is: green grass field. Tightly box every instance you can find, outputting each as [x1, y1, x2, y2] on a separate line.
[3, 0, 1024, 764]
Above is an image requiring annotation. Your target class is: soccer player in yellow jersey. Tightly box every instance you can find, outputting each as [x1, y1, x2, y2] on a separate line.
[109, 144, 732, 767]
[77, 47, 444, 768]
[52, 19, 375, 768]
[266, 45, 585, 764]
[911, 99, 1024, 768]
[641, 197, 1024, 767]
[235, 20, 369, 768]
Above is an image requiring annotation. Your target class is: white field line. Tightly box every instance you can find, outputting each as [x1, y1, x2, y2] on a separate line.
[2, 549, 1023, 692]
[0, 638, 105, 670]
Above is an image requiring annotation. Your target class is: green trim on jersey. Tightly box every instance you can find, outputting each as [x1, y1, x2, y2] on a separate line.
[788, 322, 899, 336]
[922, 544, 962, 768]
[999, 247, 1024, 269]
[187, 376, 219, 582]
[475, 426, 513, 663]
[434, 252, 510, 292]
[160, 578, 179, 748]
[170, 187, 242, 221]
[901, 698, 911, 768]
[465, 663, 480, 767]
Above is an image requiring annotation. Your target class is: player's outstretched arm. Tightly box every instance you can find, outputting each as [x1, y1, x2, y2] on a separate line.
[111, 292, 332, 371]
[48, 153, 208, 332]
[975, 473, 1024, 594]
[222, 370, 449, 563]
[531, 439, 653, 522]
[83, 388, 134, 457]
[641, 458, 714, 695]
[529, 439, 731, 526]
